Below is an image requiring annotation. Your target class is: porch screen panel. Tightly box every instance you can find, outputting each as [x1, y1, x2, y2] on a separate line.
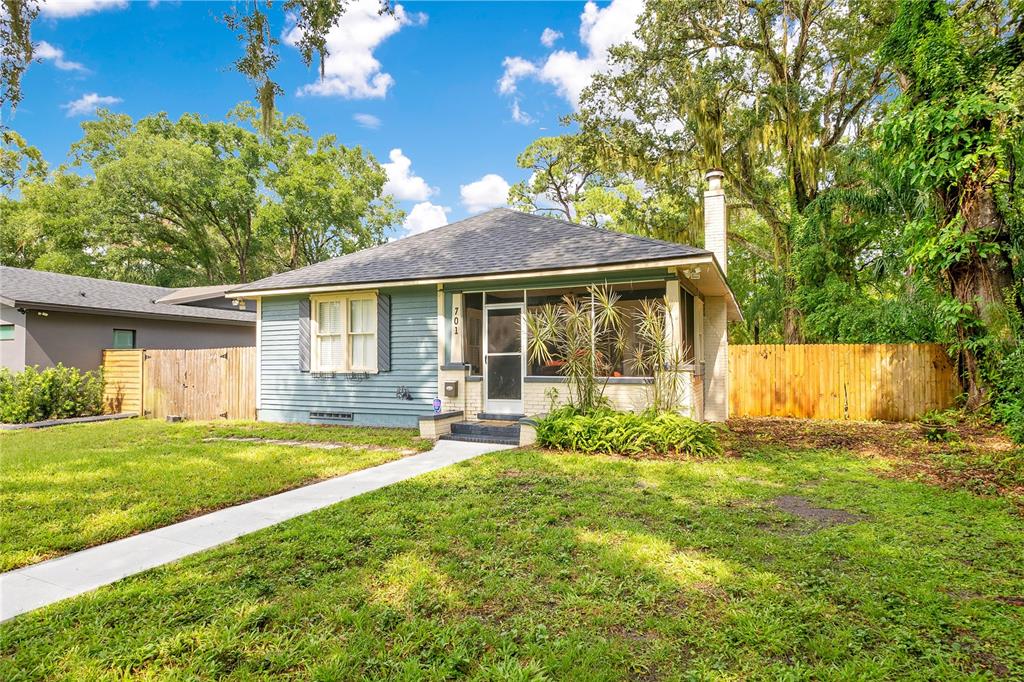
[487, 355, 522, 400]
[486, 308, 520, 354]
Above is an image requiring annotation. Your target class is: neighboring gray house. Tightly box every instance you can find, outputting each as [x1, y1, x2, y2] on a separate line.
[230, 171, 740, 439]
[0, 267, 255, 371]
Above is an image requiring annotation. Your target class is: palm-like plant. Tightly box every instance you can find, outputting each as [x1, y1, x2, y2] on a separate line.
[633, 297, 688, 413]
[525, 285, 625, 414]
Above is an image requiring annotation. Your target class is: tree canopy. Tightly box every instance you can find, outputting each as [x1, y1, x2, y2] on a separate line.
[0, 104, 400, 286]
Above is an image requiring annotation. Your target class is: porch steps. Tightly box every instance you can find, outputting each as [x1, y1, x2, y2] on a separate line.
[440, 421, 520, 446]
[476, 412, 525, 422]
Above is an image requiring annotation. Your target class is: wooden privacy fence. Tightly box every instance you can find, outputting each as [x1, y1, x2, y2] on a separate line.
[102, 347, 256, 421]
[101, 349, 144, 414]
[728, 344, 961, 421]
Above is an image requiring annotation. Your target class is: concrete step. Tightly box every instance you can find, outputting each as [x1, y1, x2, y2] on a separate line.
[476, 412, 524, 422]
[451, 421, 520, 439]
[439, 433, 520, 446]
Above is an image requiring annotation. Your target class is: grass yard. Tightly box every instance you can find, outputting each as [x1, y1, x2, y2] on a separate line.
[2, 421, 1021, 679]
[0, 419, 428, 572]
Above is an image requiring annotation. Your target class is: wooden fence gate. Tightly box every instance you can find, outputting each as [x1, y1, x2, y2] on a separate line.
[728, 343, 961, 421]
[102, 347, 256, 421]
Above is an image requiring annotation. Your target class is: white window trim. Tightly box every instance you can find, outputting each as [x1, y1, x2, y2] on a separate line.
[310, 292, 379, 373]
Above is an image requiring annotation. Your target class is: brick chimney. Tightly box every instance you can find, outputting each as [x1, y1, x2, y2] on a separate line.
[702, 168, 729, 422]
[703, 169, 727, 275]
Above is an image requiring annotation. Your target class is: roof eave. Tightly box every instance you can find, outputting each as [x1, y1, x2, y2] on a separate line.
[227, 254, 716, 299]
[13, 301, 256, 326]
[155, 287, 237, 305]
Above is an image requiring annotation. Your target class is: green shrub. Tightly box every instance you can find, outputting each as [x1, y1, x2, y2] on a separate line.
[0, 364, 104, 424]
[535, 407, 721, 458]
[991, 345, 1024, 444]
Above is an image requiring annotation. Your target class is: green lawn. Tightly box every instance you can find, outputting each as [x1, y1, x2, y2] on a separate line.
[2, 437, 1021, 679]
[0, 419, 427, 572]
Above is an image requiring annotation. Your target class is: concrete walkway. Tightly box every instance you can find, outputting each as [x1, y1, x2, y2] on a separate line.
[1, 439, 513, 622]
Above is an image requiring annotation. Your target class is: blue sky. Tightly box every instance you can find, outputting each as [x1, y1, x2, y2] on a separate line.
[16, 0, 644, 239]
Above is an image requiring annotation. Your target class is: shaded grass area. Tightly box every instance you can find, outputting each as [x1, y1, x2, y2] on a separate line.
[2, 445, 1021, 679]
[0, 419, 423, 572]
[728, 417, 1024, 509]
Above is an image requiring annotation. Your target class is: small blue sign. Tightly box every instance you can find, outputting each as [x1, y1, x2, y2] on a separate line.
[432, 398, 442, 413]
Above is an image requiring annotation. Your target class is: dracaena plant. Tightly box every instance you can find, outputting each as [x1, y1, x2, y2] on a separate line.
[633, 297, 690, 414]
[525, 285, 625, 414]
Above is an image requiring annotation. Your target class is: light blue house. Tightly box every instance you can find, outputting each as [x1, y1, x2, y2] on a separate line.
[230, 174, 740, 442]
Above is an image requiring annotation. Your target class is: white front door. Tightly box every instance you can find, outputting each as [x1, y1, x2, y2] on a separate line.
[483, 303, 525, 414]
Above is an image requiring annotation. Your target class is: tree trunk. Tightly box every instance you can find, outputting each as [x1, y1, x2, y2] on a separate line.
[946, 181, 1016, 408]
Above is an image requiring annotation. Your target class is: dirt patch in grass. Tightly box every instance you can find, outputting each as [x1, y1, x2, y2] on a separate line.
[764, 495, 868, 534]
[727, 417, 1023, 510]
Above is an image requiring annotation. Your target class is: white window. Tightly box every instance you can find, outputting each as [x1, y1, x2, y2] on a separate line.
[311, 293, 378, 372]
[348, 297, 376, 370]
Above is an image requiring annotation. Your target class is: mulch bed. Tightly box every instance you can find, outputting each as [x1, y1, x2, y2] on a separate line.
[725, 417, 1023, 510]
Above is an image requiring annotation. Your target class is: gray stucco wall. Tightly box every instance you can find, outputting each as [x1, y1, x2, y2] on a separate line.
[259, 286, 438, 428]
[0, 304, 27, 371]
[23, 310, 254, 371]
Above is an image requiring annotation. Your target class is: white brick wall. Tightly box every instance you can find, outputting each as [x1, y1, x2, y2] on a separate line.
[521, 375, 698, 418]
[703, 296, 728, 421]
[440, 372, 701, 420]
[438, 369, 483, 416]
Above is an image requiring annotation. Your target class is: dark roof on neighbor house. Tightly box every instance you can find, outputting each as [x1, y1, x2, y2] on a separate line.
[0, 267, 255, 324]
[231, 208, 710, 293]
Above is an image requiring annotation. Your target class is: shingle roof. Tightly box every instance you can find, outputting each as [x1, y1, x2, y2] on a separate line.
[0, 267, 254, 324]
[232, 209, 709, 293]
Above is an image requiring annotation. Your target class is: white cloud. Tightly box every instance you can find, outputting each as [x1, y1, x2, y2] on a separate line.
[498, 0, 643, 110]
[353, 113, 381, 129]
[383, 149, 435, 202]
[510, 99, 533, 125]
[35, 41, 86, 71]
[40, 0, 128, 18]
[540, 27, 562, 48]
[498, 56, 537, 96]
[286, 0, 425, 99]
[460, 174, 510, 213]
[61, 92, 121, 117]
[403, 201, 450, 235]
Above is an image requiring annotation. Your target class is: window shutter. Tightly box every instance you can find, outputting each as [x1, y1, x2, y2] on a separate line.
[298, 298, 311, 372]
[376, 294, 391, 372]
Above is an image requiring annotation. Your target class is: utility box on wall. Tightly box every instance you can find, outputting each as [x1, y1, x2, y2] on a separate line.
[444, 381, 459, 398]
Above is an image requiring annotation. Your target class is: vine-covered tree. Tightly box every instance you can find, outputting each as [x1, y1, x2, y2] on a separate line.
[879, 0, 1023, 407]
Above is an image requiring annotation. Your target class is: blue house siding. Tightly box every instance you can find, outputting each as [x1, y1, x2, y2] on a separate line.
[259, 286, 438, 428]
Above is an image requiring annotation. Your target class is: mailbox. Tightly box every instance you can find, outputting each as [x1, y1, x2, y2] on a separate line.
[444, 381, 459, 398]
